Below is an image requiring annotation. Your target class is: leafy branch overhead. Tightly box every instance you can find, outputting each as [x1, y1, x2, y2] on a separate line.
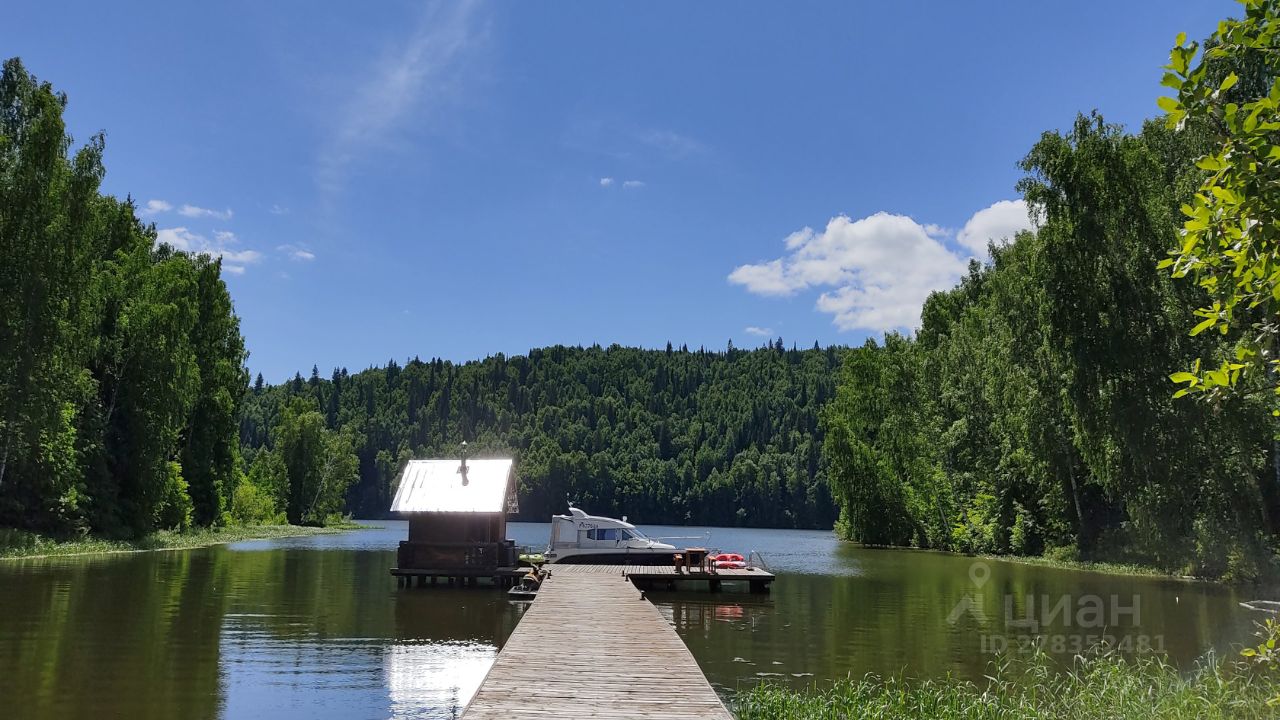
[1161, 0, 1280, 402]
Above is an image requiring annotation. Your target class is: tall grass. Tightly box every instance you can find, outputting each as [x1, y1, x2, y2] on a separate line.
[735, 650, 1280, 720]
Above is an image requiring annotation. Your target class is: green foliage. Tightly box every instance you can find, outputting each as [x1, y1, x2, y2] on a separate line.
[736, 650, 1280, 720]
[821, 336, 936, 546]
[244, 449, 288, 518]
[229, 478, 280, 526]
[1161, 1, 1280, 402]
[1241, 617, 1280, 703]
[240, 342, 842, 528]
[153, 461, 192, 531]
[823, 108, 1278, 579]
[272, 399, 358, 526]
[0, 57, 247, 538]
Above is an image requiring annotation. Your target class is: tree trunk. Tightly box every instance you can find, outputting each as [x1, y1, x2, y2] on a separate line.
[0, 434, 9, 490]
[1065, 452, 1086, 550]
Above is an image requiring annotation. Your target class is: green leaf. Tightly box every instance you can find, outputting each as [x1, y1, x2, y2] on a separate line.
[1169, 372, 1198, 384]
[1175, 31, 1186, 47]
[1220, 72, 1239, 93]
[1157, 96, 1182, 114]
[1190, 317, 1216, 336]
[1196, 155, 1224, 171]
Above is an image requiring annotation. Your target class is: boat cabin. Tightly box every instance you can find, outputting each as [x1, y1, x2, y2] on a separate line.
[546, 507, 676, 564]
[390, 456, 519, 572]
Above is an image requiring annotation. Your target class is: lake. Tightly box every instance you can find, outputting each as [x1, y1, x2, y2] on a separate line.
[0, 521, 1261, 718]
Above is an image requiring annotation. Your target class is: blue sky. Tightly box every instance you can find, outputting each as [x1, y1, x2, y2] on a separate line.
[3, 1, 1237, 382]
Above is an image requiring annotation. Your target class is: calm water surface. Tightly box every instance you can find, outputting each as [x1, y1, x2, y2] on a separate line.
[0, 521, 1262, 718]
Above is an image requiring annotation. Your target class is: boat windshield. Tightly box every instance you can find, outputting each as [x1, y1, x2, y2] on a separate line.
[586, 527, 643, 541]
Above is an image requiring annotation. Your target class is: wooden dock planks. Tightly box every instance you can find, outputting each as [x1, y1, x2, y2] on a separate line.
[461, 570, 734, 719]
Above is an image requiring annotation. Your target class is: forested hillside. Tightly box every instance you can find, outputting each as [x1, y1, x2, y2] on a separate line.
[0, 59, 246, 537]
[239, 343, 842, 528]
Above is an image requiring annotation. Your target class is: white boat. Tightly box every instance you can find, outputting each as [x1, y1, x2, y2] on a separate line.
[544, 506, 678, 564]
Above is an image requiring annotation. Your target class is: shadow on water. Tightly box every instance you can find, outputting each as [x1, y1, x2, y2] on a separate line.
[0, 522, 1264, 717]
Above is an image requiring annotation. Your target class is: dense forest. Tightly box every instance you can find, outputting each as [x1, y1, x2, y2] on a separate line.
[821, 9, 1280, 581]
[4, 0, 1279, 587]
[238, 343, 842, 529]
[0, 58, 247, 537]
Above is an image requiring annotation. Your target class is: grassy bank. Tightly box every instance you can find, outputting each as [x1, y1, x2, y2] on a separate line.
[0, 523, 361, 560]
[984, 552, 1176, 580]
[734, 651, 1279, 720]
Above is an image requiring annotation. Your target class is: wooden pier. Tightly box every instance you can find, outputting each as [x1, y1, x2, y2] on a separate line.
[462, 569, 735, 719]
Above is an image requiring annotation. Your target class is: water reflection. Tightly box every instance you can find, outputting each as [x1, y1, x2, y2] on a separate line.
[0, 522, 1264, 717]
[385, 642, 495, 720]
[0, 536, 522, 720]
[655, 551, 1258, 695]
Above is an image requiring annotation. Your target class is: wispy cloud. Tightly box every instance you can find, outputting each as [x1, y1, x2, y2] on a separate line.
[139, 199, 172, 217]
[270, 204, 290, 215]
[278, 243, 316, 262]
[637, 129, 706, 160]
[745, 326, 774, 337]
[317, 0, 485, 198]
[178, 204, 233, 220]
[600, 177, 645, 189]
[562, 114, 708, 165]
[156, 227, 262, 275]
[728, 200, 1034, 332]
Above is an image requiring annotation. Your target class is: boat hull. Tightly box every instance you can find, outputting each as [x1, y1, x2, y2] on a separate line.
[546, 551, 678, 565]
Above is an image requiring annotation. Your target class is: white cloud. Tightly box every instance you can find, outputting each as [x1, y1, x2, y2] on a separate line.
[923, 223, 952, 238]
[139, 199, 172, 216]
[744, 326, 774, 337]
[178, 204, 233, 220]
[156, 227, 262, 275]
[278, 244, 316, 262]
[270, 204, 289, 215]
[622, 179, 645, 189]
[317, 0, 484, 196]
[955, 199, 1033, 255]
[599, 177, 615, 187]
[728, 200, 1031, 333]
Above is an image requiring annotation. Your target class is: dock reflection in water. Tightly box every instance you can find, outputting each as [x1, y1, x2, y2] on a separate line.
[0, 522, 1263, 718]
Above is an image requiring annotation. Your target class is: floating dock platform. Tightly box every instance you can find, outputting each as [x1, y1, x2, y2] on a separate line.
[392, 562, 775, 592]
[553, 563, 775, 593]
[390, 566, 533, 588]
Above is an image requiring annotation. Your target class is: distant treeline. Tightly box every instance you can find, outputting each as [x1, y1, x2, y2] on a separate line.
[0, 58, 246, 537]
[822, 109, 1279, 581]
[239, 342, 843, 529]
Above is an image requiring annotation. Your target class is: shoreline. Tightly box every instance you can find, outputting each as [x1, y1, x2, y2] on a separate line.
[837, 539, 1228, 584]
[0, 523, 364, 561]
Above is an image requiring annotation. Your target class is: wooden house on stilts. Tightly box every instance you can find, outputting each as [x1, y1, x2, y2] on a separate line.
[389, 451, 522, 587]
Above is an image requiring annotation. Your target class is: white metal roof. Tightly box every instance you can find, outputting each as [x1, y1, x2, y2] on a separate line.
[389, 458, 515, 513]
